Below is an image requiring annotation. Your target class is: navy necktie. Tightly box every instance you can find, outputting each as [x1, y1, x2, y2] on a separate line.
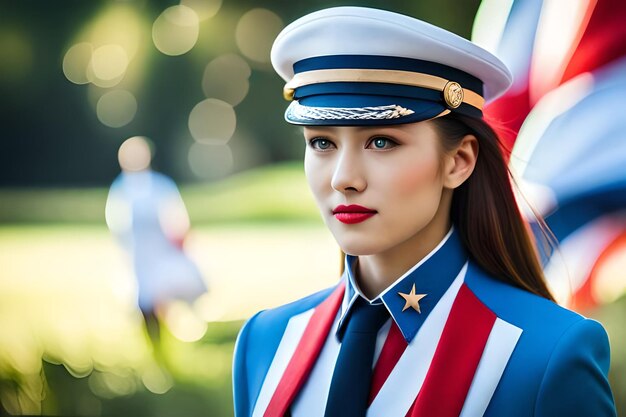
[324, 297, 389, 417]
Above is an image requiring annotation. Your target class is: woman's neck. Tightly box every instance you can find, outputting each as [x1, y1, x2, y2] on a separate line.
[354, 203, 452, 300]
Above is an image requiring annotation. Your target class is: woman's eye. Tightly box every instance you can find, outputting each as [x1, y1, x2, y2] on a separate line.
[368, 137, 397, 150]
[309, 138, 334, 151]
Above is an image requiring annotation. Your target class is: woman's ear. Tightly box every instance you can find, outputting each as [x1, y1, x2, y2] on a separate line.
[443, 134, 478, 189]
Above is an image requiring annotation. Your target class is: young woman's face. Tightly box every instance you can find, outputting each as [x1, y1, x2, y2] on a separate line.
[303, 121, 453, 256]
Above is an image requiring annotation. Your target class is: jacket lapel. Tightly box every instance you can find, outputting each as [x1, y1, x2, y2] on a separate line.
[368, 268, 522, 417]
[409, 283, 497, 417]
[409, 282, 522, 417]
[367, 266, 465, 416]
[262, 282, 345, 417]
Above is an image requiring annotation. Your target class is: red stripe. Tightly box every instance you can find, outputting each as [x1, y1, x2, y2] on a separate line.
[410, 284, 496, 417]
[368, 322, 408, 404]
[264, 283, 345, 417]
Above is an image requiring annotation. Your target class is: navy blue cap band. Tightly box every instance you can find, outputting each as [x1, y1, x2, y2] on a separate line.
[294, 55, 484, 96]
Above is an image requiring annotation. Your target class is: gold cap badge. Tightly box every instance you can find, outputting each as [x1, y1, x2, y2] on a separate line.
[443, 81, 464, 109]
[283, 87, 295, 101]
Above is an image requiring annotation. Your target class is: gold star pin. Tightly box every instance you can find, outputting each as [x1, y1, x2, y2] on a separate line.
[398, 284, 427, 313]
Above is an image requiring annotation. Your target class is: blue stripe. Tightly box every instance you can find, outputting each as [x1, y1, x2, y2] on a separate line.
[294, 55, 483, 95]
[532, 181, 626, 265]
[294, 82, 443, 101]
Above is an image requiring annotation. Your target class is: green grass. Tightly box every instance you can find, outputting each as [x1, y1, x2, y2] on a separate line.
[0, 162, 320, 225]
[35, 320, 243, 417]
[0, 221, 338, 415]
[183, 161, 319, 224]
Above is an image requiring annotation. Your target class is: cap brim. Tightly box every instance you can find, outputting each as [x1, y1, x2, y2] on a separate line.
[285, 94, 447, 126]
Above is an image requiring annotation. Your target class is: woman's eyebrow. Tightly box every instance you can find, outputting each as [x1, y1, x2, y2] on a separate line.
[357, 127, 407, 137]
[303, 128, 338, 136]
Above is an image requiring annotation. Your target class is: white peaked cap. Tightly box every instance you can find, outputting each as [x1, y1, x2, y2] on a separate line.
[271, 7, 512, 125]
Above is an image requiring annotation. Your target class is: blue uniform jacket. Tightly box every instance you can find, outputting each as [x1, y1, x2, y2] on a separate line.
[233, 261, 616, 417]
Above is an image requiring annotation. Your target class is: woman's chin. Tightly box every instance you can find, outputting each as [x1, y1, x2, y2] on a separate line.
[336, 239, 388, 257]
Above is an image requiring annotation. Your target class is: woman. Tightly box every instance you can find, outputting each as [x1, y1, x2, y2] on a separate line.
[232, 7, 616, 417]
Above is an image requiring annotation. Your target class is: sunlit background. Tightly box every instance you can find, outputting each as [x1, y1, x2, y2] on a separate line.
[1, 0, 625, 415]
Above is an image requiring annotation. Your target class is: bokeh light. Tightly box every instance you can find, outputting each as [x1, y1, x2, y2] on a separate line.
[91, 44, 129, 82]
[61, 342, 94, 379]
[163, 301, 208, 342]
[141, 363, 173, 394]
[227, 128, 271, 171]
[593, 232, 626, 305]
[86, 58, 125, 88]
[66, 4, 148, 91]
[96, 90, 137, 128]
[152, 5, 200, 56]
[0, 363, 42, 414]
[192, 292, 224, 322]
[181, 0, 223, 21]
[188, 98, 236, 144]
[202, 54, 252, 106]
[62, 42, 93, 85]
[81, 4, 143, 60]
[187, 142, 234, 179]
[235, 8, 283, 64]
[88, 370, 138, 399]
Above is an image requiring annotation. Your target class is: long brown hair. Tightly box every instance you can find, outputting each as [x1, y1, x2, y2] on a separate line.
[432, 113, 555, 301]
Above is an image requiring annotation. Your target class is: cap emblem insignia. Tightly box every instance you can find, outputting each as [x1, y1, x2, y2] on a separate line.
[443, 81, 464, 109]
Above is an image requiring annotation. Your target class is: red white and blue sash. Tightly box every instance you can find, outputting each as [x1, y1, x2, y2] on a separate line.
[252, 265, 522, 417]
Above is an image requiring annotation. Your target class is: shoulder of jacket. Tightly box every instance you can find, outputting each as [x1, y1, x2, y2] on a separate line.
[249, 284, 337, 332]
[464, 261, 584, 335]
[533, 318, 615, 416]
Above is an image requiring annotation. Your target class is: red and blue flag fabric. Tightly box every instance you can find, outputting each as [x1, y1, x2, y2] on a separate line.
[472, 0, 626, 309]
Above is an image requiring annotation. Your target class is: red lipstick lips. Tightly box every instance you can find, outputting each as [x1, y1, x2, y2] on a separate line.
[332, 204, 377, 224]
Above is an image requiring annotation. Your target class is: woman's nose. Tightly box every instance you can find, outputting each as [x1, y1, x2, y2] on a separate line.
[331, 150, 367, 193]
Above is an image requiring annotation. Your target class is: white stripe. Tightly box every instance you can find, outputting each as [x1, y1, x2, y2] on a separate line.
[252, 309, 315, 417]
[460, 318, 522, 417]
[367, 262, 468, 417]
[291, 315, 341, 415]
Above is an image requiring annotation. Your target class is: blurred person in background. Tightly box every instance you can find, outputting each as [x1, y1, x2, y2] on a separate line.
[105, 136, 208, 368]
[232, 7, 616, 417]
